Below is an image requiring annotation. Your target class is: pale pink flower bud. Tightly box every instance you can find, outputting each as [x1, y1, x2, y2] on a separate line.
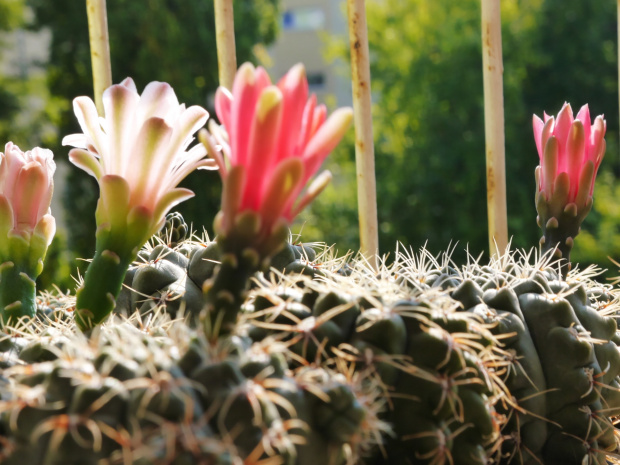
[0, 142, 56, 241]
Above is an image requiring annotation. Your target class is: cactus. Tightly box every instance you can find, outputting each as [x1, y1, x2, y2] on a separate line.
[2, 243, 620, 464]
[0, 143, 56, 324]
[62, 78, 215, 331]
[1, 65, 616, 465]
[114, 214, 320, 321]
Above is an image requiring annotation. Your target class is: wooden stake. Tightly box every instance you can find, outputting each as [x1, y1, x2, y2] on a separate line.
[214, 0, 237, 90]
[86, 0, 112, 116]
[481, 0, 508, 257]
[347, 0, 379, 269]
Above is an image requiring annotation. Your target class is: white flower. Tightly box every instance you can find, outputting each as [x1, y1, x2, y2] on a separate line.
[63, 78, 216, 244]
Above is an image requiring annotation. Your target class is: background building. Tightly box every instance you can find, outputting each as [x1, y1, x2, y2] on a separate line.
[266, 0, 352, 106]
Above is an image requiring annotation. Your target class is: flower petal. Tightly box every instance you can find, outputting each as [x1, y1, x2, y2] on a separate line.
[215, 87, 233, 129]
[33, 214, 56, 249]
[199, 128, 227, 175]
[196, 159, 219, 170]
[550, 171, 570, 219]
[229, 63, 271, 167]
[102, 84, 140, 175]
[565, 120, 585, 201]
[290, 169, 332, 219]
[575, 104, 591, 157]
[532, 114, 545, 161]
[119, 77, 138, 93]
[590, 115, 606, 167]
[0, 194, 14, 242]
[259, 158, 304, 233]
[275, 63, 309, 162]
[66, 97, 108, 163]
[575, 160, 594, 209]
[62, 134, 90, 150]
[295, 94, 317, 154]
[164, 143, 210, 190]
[152, 187, 195, 236]
[161, 104, 209, 168]
[69, 148, 103, 180]
[542, 136, 558, 199]
[302, 107, 353, 182]
[100, 174, 130, 232]
[127, 117, 174, 209]
[243, 86, 283, 210]
[126, 205, 155, 252]
[553, 103, 573, 173]
[590, 139, 605, 196]
[310, 103, 327, 135]
[137, 81, 180, 125]
[0, 143, 24, 199]
[540, 116, 555, 167]
[12, 162, 47, 230]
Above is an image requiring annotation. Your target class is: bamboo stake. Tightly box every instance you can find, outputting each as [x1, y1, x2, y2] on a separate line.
[86, 0, 112, 116]
[347, 0, 379, 270]
[214, 0, 237, 90]
[481, 0, 507, 257]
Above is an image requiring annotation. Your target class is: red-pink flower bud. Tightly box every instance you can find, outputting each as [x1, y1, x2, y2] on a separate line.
[201, 63, 353, 238]
[533, 103, 606, 209]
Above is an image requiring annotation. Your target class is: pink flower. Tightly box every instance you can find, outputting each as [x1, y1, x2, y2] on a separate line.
[63, 78, 216, 245]
[0, 142, 55, 245]
[201, 63, 353, 237]
[533, 103, 606, 208]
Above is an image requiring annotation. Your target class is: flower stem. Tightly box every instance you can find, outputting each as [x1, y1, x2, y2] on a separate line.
[540, 234, 572, 279]
[0, 261, 36, 324]
[74, 247, 133, 331]
[538, 207, 586, 280]
[202, 248, 258, 338]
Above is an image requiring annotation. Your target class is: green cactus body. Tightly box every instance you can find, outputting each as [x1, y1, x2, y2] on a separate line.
[2, 234, 620, 465]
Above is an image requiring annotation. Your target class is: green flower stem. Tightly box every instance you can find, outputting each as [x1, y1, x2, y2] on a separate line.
[0, 261, 37, 324]
[540, 227, 573, 279]
[202, 212, 289, 338]
[202, 248, 259, 337]
[538, 201, 590, 279]
[74, 247, 134, 331]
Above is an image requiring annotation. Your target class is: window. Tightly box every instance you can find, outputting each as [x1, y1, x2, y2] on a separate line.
[307, 72, 326, 90]
[281, 7, 325, 32]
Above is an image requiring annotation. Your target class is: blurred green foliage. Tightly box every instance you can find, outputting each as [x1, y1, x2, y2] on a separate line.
[0, 0, 25, 30]
[0, 0, 64, 148]
[302, 0, 619, 272]
[3, 0, 620, 286]
[0, 0, 71, 290]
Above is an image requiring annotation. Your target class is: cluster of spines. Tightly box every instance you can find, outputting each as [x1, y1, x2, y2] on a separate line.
[2, 240, 620, 465]
[0, 306, 373, 464]
[115, 227, 321, 323]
